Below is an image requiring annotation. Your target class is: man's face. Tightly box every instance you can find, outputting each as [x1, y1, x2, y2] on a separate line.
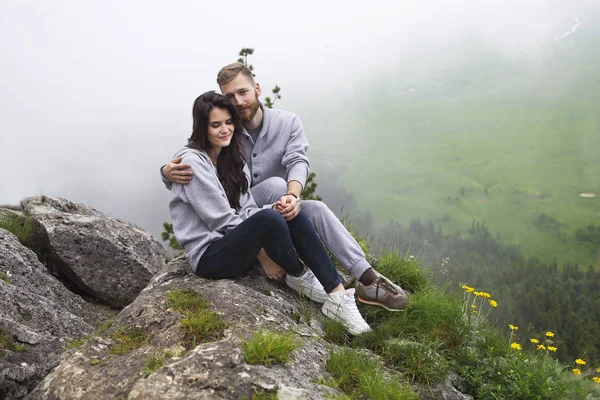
[220, 73, 261, 123]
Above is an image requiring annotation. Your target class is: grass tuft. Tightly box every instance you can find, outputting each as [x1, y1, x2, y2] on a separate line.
[326, 348, 418, 400]
[382, 339, 450, 384]
[376, 251, 428, 293]
[323, 318, 352, 346]
[0, 329, 25, 354]
[109, 325, 147, 355]
[90, 357, 101, 365]
[166, 288, 227, 348]
[143, 353, 165, 378]
[0, 272, 11, 284]
[247, 389, 278, 400]
[0, 213, 35, 243]
[242, 329, 298, 365]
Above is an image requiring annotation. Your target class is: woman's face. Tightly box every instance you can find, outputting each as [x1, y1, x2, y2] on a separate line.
[207, 107, 234, 150]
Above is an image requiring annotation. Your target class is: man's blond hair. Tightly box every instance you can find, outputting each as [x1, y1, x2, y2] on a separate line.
[217, 62, 255, 87]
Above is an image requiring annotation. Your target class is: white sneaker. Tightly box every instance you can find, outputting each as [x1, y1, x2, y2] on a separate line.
[285, 268, 328, 304]
[322, 289, 372, 335]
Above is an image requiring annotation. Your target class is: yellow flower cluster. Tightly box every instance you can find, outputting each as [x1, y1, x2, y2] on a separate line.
[530, 338, 539, 344]
[575, 359, 586, 365]
[509, 324, 519, 331]
[510, 343, 522, 350]
[547, 346, 557, 352]
[593, 377, 600, 384]
[596, 367, 600, 373]
[573, 368, 582, 376]
[537, 344, 546, 350]
[545, 331, 554, 337]
[474, 291, 491, 298]
[489, 300, 498, 307]
[461, 285, 475, 293]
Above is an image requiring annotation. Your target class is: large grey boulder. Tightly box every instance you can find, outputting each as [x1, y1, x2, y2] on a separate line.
[21, 196, 168, 309]
[27, 258, 341, 400]
[0, 229, 115, 400]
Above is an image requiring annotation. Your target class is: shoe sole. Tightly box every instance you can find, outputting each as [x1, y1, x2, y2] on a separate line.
[357, 296, 405, 312]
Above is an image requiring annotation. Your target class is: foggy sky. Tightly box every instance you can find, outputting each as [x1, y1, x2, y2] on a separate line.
[0, 0, 597, 240]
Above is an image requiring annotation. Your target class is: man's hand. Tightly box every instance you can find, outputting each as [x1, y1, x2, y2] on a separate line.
[162, 157, 192, 184]
[275, 195, 301, 221]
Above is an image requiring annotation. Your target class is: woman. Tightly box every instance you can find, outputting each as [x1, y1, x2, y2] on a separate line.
[169, 91, 370, 335]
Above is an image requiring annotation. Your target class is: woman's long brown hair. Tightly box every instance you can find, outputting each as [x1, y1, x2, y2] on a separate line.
[187, 91, 248, 209]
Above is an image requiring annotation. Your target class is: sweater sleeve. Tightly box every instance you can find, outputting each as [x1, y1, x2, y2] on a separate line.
[177, 154, 243, 234]
[281, 115, 310, 188]
[160, 165, 173, 191]
[238, 165, 274, 220]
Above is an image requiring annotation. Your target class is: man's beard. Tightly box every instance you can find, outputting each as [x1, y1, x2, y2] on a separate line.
[238, 94, 260, 123]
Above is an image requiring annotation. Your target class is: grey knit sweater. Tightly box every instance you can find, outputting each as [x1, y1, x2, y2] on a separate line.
[168, 147, 268, 271]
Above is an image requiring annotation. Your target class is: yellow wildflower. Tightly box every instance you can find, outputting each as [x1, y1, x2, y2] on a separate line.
[537, 344, 546, 350]
[471, 305, 477, 308]
[510, 343, 522, 350]
[509, 324, 519, 331]
[530, 338, 539, 344]
[575, 359, 586, 365]
[545, 331, 554, 337]
[489, 300, 498, 307]
[474, 291, 483, 297]
[596, 367, 600, 373]
[572, 368, 581, 375]
[547, 346, 557, 352]
[481, 292, 491, 298]
[593, 377, 600, 383]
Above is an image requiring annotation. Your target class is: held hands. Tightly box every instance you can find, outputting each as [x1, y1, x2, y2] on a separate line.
[162, 157, 193, 184]
[275, 194, 301, 221]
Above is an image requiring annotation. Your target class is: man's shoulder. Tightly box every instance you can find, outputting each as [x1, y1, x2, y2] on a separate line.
[265, 106, 300, 123]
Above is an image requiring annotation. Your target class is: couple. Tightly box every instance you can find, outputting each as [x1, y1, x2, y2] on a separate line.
[163, 63, 409, 334]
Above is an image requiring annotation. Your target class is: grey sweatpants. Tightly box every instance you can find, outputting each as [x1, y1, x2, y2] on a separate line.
[250, 177, 371, 280]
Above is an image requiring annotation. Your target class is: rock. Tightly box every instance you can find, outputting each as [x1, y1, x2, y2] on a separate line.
[0, 208, 51, 264]
[0, 229, 115, 400]
[27, 258, 340, 400]
[21, 196, 168, 308]
[421, 373, 474, 400]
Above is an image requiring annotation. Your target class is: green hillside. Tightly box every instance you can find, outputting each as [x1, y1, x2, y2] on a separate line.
[310, 29, 600, 268]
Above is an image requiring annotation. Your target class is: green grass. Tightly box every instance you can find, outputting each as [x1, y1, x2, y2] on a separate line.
[90, 357, 101, 365]
[0, 213, 34, 244]
[166, 288, 227, 348]
[109, 325, 147, 355]
[0, 329, 25, 354]
[242, 330, 298, 365]
[65, 318, 114, 350]
[323, 319, 351, 346]
[143, 353, 164, 378]
[309, 43, 600, 270]
[65, 336, 90, 350]
[0, 271, 11, 284]
[246, 390, 278, 400]
[326, 348, 418, 400]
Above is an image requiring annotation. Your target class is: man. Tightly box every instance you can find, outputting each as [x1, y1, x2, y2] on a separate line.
[161, 63, 409, 311]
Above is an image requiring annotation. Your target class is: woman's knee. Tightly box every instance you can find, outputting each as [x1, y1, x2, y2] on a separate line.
[255, 208, 287, 228]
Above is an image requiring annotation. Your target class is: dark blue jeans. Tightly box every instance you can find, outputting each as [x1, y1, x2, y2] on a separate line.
[197, 209, 342, 293]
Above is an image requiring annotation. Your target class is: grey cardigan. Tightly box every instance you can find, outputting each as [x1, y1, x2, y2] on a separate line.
[168, 147, 268, 271]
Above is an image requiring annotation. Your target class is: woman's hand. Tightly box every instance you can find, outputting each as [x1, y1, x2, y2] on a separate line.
[275, 195, 301, 221]
[162, 157, 193, 184]
[256, 248, 286, 280]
